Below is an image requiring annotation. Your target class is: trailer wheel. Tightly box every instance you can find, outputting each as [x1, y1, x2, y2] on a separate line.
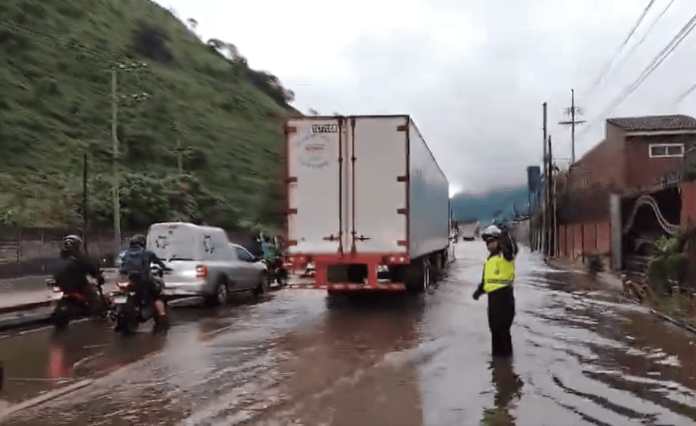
[405, 259, 430, 293]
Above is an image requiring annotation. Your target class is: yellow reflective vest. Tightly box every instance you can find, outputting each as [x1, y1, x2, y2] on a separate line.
[483, 254, 515, 293]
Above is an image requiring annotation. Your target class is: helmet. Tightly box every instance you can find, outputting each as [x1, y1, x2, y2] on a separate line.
[130, 234, 146, 248]
[62, 234, 83, 253]
[481, 225, 502, 242]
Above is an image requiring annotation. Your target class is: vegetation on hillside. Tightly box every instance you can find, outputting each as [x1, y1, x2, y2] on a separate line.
[0, 0, 297, 232]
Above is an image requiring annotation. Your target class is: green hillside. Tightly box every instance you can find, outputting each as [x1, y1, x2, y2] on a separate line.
[0, 0, 296, 231]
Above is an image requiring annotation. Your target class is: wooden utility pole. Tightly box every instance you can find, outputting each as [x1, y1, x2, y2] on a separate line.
[82, 153, 89, 254]
[111, 69, 121, 256]
[558, 89, 586, 165]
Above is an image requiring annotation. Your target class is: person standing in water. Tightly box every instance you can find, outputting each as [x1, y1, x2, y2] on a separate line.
[473, 225, 517, 357]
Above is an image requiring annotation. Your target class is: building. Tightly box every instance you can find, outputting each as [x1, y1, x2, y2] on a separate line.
[558, 114, 696, 269]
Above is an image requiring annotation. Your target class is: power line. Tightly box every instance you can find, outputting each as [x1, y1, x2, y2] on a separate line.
[581, 10, 696, 138]
[674, 81, 696, 104]
[604, 12, 696, 112]
[610, 0, 677, 78]
[586, 0, 658, 93]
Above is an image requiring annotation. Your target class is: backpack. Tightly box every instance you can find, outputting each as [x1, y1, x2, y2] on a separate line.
[119, 247, 148, 276]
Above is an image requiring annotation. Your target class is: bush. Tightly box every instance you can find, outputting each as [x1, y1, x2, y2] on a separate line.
[184, 147, 208, 170]
[132, 22, 174, 63]
[648, 235, 689, 294]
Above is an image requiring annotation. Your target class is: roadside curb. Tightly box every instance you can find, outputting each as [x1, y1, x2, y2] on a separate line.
[649, 308, 696, 335]
[0, 379, 93, 423]
[0, 308, 52, 331]
[0, 300, 53, 316]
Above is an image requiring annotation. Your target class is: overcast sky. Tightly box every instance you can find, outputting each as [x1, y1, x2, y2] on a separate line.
[156, 0, 696, 194]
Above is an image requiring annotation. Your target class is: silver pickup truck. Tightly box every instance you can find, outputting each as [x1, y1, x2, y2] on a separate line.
[146, 222, 268, 306]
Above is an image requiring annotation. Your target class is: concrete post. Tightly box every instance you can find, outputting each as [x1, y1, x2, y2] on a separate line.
[610, 193, 623, 271]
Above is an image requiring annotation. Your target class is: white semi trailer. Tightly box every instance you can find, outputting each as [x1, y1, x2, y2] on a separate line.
[284, 115, 450, 293]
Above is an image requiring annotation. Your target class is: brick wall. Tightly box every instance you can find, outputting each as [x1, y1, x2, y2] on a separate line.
[625, 134, 696, 190]
[681, 181, 696, 229]
[683, 181, 696, 289]
[557, 221, 611, 261]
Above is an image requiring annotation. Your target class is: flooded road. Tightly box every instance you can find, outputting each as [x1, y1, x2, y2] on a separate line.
[1, 243, 696, 425]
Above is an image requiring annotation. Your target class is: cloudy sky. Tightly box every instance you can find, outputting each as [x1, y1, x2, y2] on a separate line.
[156, 0, 696, 194]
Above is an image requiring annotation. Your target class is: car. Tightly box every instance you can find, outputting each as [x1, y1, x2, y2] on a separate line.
[146, 222, 269, 306]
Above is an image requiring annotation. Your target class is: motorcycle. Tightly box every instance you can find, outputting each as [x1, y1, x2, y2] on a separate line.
[263, 256, 288, 288]
[109, 265, 167, 335]
[46, 278, 110, 330]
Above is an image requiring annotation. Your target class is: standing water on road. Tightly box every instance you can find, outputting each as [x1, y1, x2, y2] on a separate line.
[2, 243, 696, 425]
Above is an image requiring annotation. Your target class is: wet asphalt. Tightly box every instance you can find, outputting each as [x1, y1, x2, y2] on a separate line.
[1, 242, 695, 425]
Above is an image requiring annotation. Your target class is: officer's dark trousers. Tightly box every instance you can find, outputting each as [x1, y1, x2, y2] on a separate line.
[487, 286, 515, 357]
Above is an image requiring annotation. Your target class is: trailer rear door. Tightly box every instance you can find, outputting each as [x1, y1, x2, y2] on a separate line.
[348, 117, 408, 254]
[286, 118, 343, 254]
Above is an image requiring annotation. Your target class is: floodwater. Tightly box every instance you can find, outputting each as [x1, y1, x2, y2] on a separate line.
[1, 243, 695, 425]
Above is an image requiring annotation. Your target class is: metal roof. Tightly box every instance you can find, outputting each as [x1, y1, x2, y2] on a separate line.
[607, 114, 696, 132]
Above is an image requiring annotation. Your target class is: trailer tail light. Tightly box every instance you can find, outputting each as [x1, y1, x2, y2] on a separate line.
[385, 256, 408, 264]
[288, 255, 311, 265]
[196, 265, 208, 279]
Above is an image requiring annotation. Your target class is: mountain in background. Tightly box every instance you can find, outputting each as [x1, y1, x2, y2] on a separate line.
[451, 185, 529, 224]
[0, 0, 298, 231]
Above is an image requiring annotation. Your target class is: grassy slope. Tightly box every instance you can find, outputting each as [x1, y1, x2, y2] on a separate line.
[0, 0, 292, 230]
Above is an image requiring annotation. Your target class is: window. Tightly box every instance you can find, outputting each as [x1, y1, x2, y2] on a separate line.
[235, 246, 255, 262]
[649, 143, 684, 158]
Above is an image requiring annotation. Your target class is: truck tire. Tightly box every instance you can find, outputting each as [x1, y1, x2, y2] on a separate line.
[405, 259, 430, 293]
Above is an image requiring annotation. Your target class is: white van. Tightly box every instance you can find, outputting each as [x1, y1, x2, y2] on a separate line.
[147, 222, 268, 306]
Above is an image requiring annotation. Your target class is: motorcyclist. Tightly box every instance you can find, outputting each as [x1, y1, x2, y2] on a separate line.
[119, 234, 170, 331]
[52, 235, 105, 314]
[260, 235, 279, 262]
[260, 235, 287, 286]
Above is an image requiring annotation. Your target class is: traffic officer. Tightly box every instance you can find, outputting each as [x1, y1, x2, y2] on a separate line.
[473, 225, 516, 357]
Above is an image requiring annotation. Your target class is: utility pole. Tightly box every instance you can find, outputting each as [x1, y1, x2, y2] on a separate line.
[548, 135, 555, 257]
[109, 61, 149, 257]
[558, 89, 586, 165]
[176, 137, 185, 175]
[111, 69, 120, 256]
[82, 153, 89, 254]
[541, 102, 548, 254]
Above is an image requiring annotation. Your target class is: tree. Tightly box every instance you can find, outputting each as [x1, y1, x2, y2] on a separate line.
[187, 18, 198, 33]
[308, 108, 319, 116]
[206, 38, 240, 61]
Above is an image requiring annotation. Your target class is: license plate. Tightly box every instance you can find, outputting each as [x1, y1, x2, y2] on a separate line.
[112, 296, 127, 304]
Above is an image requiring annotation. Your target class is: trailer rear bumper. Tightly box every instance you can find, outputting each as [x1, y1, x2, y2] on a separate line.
[286, 253, 409, 290]
[288, 282, 406, 292]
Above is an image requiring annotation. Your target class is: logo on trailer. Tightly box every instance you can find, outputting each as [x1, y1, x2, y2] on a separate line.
[297, 132, 333, 169]
[311, 124, 338, 134]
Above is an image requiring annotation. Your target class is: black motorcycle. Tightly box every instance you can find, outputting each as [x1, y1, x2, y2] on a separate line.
[110, 265, 167, 335]
[263, 256, 288, 288]
[46, 278, 110, 330]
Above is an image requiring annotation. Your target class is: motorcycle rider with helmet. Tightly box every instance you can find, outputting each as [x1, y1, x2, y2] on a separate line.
[119, 234, 170, 331]
[52, 235, 106, 314]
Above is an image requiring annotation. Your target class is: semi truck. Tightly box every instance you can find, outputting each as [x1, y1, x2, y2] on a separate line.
[284, 115, 451, 293]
